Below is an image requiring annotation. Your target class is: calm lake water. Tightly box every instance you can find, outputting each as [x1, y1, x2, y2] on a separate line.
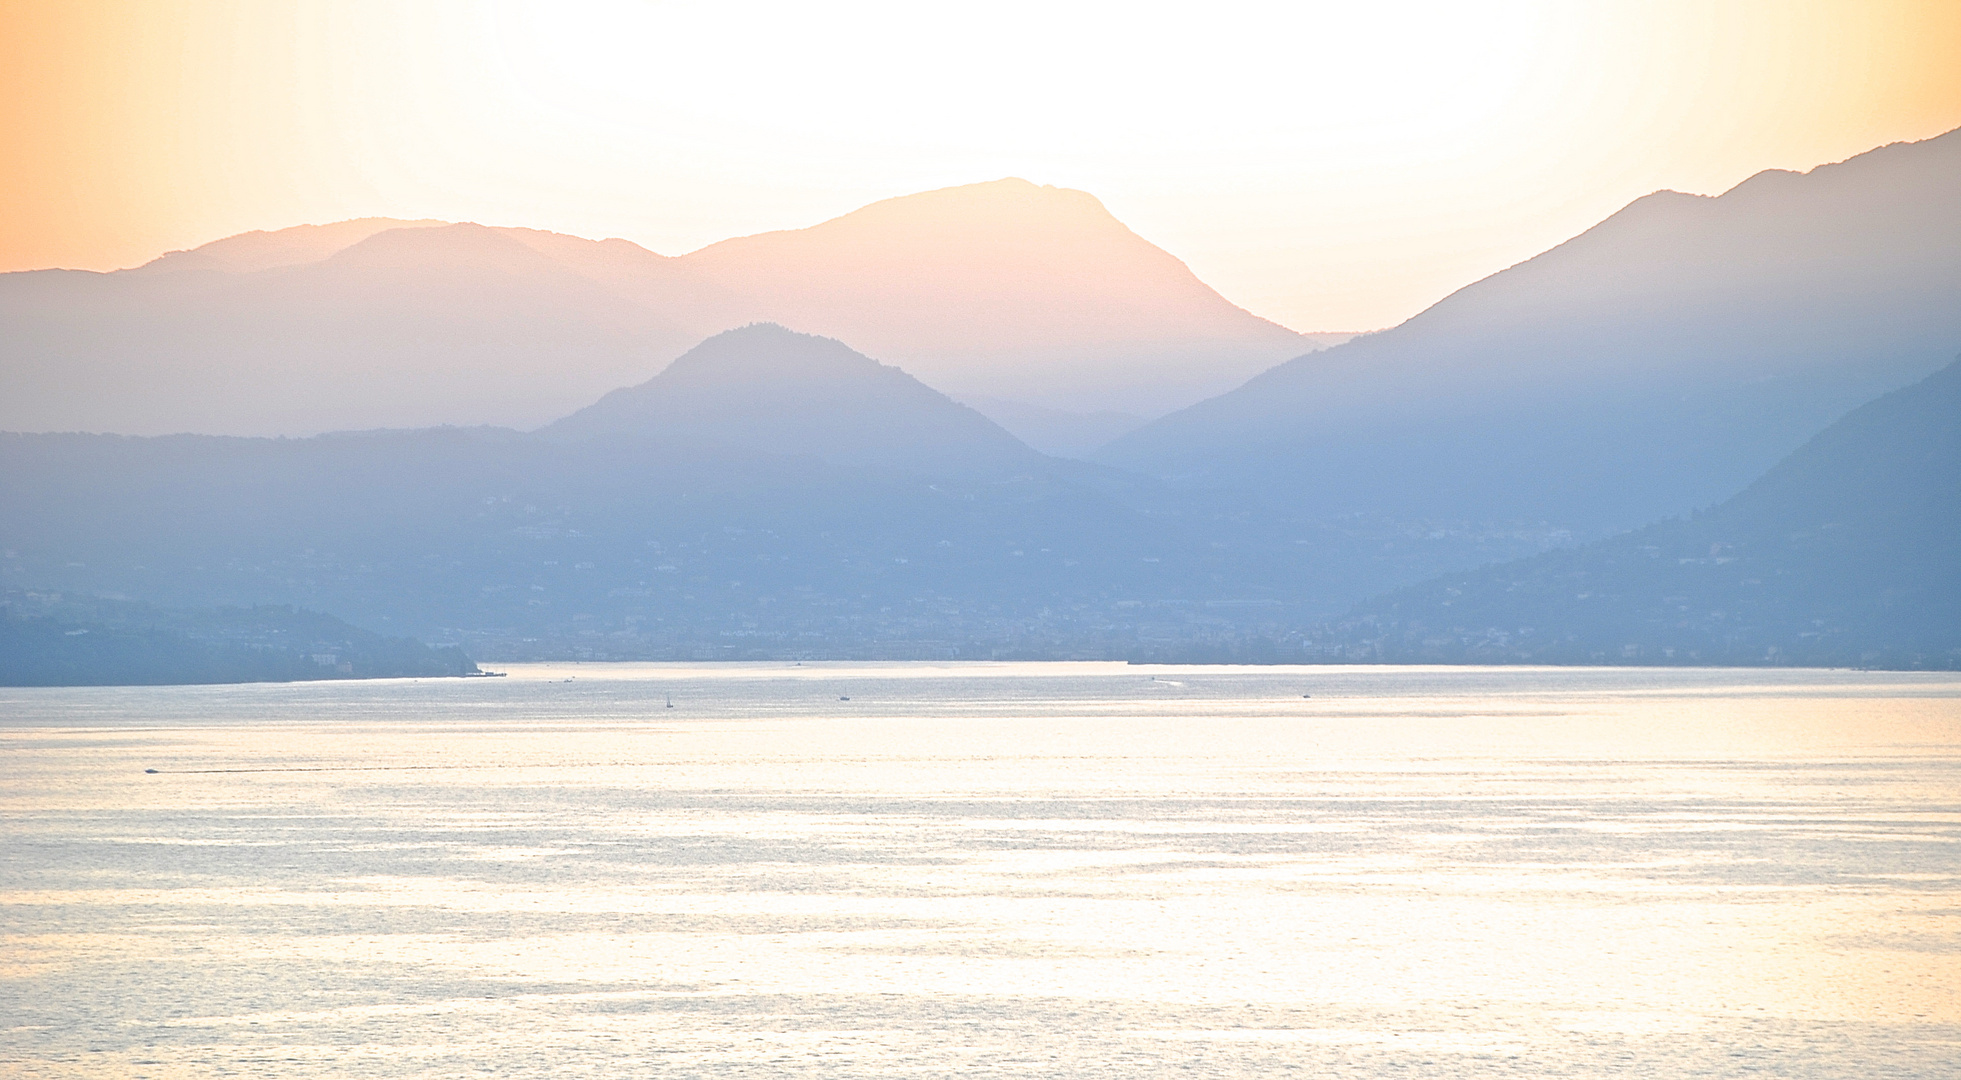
[2, 663, 1958, 1078]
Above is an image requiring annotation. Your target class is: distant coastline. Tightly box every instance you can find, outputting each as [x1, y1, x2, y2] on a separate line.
[1, 593, 480, 687]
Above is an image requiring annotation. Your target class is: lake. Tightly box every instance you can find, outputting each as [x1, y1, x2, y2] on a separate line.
[3, 663, 1957, 1078]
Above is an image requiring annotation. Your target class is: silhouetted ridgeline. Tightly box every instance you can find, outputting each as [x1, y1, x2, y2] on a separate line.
[1102, 127, 1961, 556]
[3, 130, 1959, 668]
[1304, 358, 1961, 669]
[0, 180, 1319, 439]
[0, 592, 481, 686]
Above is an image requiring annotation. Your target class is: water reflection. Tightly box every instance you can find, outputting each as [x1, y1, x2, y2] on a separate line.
[2, 664, 1957, 1077]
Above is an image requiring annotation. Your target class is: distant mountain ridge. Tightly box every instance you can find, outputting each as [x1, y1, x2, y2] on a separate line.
[143, 217, 452, 273]
[0, 180, 1322, 436]
[4, 340, 1954, 667]
[1102, 126, 1961, 538]
[1314, 356, 1961, 668]
[6, 129, 1958, 668]
[0, 223, 693, 436]
[664, 179, 1313, 414]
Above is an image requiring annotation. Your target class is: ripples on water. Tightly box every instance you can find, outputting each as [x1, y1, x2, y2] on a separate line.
[2, 663, 1957, 1078]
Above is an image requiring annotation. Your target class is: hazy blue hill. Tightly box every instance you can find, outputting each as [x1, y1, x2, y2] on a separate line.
[0, 405, 1398, 660]
[1101, 127, 1961, 546]
[0, 591, 480, 686]
[9, 352, 1951, 664]
[1317, 358, 1961, 668]
[544, 324, 1043, 476]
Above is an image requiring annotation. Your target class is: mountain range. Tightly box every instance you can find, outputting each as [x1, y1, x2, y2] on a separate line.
[0, 326, 1367, 660]
[2, 129, 1956, 670]
[1103, 127, 1961, 544]
[0, 180, 1327, 442]
[1317, 357, 1961, 668]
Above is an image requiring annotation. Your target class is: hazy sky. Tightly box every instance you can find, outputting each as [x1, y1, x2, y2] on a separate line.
[4, 0, 1958, 330]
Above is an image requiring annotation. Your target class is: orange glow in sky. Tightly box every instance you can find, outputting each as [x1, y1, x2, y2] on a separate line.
[3, 0, 1958, 330]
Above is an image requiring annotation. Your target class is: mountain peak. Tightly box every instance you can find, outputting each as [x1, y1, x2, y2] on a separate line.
[819, 178, 1119, 235]
[674, 181, 1306, 414]
[323, 222, 576, 276]
[656, 322, 880, 383]
[545, 325, 1040, 475]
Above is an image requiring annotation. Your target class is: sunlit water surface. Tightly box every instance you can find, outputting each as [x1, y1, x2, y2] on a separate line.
[2, 663, 1958, 1078]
